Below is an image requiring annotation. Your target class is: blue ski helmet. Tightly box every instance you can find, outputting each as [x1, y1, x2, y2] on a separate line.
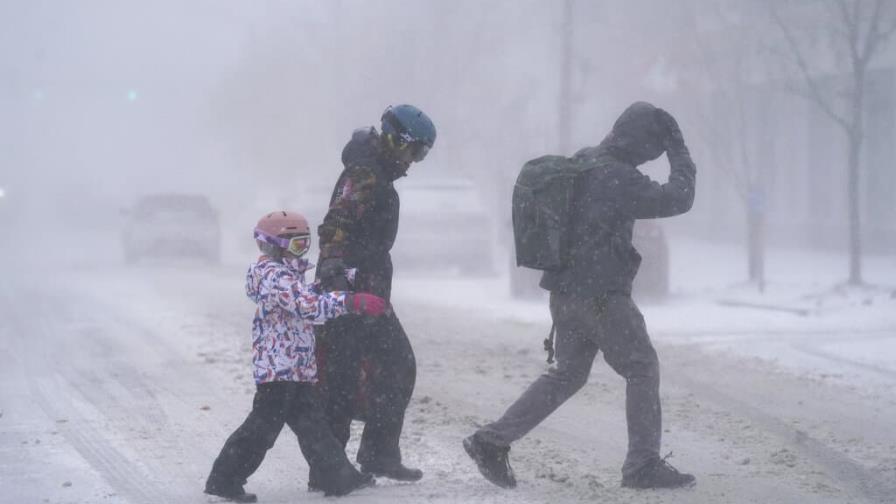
[381, 104, 437, 148]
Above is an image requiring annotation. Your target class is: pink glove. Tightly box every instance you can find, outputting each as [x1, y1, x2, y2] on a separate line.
[345, 293, 388, 316]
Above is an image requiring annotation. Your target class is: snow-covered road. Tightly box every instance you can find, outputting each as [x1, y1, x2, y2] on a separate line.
[2, 260, 895, 503]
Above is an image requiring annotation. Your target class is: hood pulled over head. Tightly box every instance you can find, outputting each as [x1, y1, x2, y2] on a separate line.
[600, 101, 666, 166]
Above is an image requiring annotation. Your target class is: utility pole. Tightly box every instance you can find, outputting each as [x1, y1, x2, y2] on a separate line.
[558, 0, 573, 155]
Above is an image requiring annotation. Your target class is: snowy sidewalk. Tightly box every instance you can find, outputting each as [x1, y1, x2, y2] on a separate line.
[392, 237, 896, 391]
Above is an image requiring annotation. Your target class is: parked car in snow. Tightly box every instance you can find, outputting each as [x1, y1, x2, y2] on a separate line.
[392, 177, 495, 275]
[121, 194, 221, 264]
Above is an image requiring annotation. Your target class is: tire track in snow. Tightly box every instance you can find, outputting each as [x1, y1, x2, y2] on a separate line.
[30, 375, 172, 504]
[656, 328, 894, 344]
[669, 367, 896, 504]
[2, 282, 179, 504]
[36, 284, 250, 502]
[788, 341, 896, 380]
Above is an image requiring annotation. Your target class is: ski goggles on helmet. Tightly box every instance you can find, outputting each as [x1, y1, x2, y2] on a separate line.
[253, 229, 311, 257]
[383, 111, 432, 162]
[398, 140, 430, 162]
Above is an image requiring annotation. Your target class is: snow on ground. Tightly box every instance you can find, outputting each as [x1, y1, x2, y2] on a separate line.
[395, 237, 896, 391]
[1, 236, 895, 503]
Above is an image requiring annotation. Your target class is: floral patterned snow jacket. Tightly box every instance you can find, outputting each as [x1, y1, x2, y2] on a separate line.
[245, 256, 349, 384]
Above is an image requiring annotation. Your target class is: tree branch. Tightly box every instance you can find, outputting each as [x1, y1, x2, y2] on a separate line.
[825, 1, 851, 47]
[858, 0, 883, 64]
[864, 0, 896, 60]
[835, 0, 862, 66]
[769, 2, 852, 133]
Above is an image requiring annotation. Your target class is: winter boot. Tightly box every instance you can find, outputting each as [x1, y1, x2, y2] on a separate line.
[621, 454, 695, 489]
[462, 434, 516, 489]
[359, 462, 423, 482]
[204, 481, 258, 503]
[322, 464, 376, 497]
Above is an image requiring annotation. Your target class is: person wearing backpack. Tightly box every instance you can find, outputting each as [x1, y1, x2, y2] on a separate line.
[463, 101, 697, 490]
[313, 104, 436, 486]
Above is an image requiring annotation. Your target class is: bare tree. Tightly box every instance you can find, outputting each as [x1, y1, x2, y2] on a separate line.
[769, 0, 896, 285]
[558, 0, 574, 156]
[674, 0, 775, 291]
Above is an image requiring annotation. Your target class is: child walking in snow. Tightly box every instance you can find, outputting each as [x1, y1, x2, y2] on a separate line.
[205, 211, 387, 502]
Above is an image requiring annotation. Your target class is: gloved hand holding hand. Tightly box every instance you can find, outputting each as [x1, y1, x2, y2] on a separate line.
[344, 292, 389, 317]
[317, 257, 349, 290]
[655, 108, 684, 150]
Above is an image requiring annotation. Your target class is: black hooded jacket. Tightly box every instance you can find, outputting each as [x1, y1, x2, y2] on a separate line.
[539, 102, 697, 297]
[317, 127, 407, 300]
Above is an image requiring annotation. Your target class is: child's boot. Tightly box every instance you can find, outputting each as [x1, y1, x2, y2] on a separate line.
[204, 480, 258, 503]
[322, 464, 375, 497]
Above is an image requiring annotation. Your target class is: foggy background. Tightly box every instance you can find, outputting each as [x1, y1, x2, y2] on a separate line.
[2, 0, 895, 284]
[4, 3, 896, 503]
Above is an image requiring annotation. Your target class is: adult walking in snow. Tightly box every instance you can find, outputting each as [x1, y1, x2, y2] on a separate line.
[313, 104, 436, 486]
[464, 102, 697, 489]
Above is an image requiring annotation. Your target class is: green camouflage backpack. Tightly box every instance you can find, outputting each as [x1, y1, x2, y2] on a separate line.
[511, 155, 593, 270]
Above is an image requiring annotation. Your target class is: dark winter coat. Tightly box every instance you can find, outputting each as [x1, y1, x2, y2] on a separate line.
[539, 102, 697, 298]
[318, 127, 407, 300]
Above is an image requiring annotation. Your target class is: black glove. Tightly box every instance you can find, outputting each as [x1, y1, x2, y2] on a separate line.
[316, 257, 350, 291]
[655, 108, 684, 150]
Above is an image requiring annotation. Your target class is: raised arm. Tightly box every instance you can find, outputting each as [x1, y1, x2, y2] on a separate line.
[618, 109, 696, 219]
[256, 266, 349, 324]
[250, 263, 388, 323]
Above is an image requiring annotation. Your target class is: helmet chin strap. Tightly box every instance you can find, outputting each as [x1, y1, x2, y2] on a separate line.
[380, 133, 412, 179]
[392, 161, 411, 179]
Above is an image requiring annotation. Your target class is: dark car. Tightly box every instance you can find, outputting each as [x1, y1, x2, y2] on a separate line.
[122, 194, 221, 264]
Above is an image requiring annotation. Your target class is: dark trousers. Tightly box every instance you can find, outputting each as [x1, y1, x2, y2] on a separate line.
[206, 382, 354, 492]
[318, 310, 416, 467]
[476, 292, 661, 477]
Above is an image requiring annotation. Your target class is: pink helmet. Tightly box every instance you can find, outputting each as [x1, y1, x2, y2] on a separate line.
[255, 211, 309, 237]
[254, 211, 310, 256]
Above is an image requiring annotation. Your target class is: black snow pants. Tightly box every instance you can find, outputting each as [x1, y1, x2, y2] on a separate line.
[318, 310, 416, 468]
[476, 292, 662, 477]
[206, 382, 357, 493]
